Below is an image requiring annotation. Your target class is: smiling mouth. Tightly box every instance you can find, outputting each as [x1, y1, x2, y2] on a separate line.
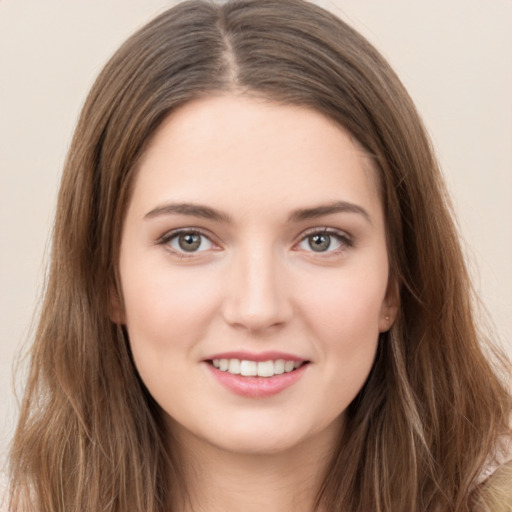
[209, 358, 309, 378]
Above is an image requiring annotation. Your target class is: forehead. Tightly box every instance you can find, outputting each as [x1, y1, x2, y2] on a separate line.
[130, 94, 382, 222]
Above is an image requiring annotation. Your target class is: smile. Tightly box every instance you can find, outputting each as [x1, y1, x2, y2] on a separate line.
[211, 358, 304, 377]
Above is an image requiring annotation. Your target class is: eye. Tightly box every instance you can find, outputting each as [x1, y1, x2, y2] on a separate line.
[162, 230, 215, 254]
[296, 229, 352, 253]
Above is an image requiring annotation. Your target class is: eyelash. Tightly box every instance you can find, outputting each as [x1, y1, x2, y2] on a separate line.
[158, 228, 218, 258]
[157, 227, 353, 257]
[295, 227, 353, 255]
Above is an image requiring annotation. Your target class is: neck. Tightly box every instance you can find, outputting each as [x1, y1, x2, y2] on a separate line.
[170, 423, 340, 512]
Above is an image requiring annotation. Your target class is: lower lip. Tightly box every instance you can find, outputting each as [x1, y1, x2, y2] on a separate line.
[205, 363, 308, 398]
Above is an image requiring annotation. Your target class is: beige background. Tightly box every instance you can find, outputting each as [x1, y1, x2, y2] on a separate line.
[1, 0, 511, 466]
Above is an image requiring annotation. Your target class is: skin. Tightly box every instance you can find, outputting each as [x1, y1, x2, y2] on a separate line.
[112, 94, 398, 511]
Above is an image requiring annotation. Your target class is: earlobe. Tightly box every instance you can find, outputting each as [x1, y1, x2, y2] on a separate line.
[378, 277, 400, 333]
[109, 286, 126, 325]
[378, 308, 398, 332]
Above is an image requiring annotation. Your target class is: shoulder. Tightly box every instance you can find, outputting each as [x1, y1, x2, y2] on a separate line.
[477, 437, 512, 486]
[473, 460, 512, 512]
[472, 438, 512, 512]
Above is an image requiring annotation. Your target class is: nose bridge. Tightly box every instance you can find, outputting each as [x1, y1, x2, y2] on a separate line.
[223, 239, 291, 331]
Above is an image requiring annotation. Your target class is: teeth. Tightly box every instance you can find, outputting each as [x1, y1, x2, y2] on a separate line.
[211, 358, 303, 377]
[228, 359, 240, 374]
[284, 360, 295, 372]
[257, 360, 274, 377]
[274, 359, 285, 375]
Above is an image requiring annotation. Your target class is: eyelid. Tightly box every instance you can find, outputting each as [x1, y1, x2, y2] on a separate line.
[158, 227, 221, 254]
[294, 226, 354, 253]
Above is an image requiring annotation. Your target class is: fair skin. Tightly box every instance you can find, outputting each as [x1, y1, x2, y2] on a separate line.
[112, 94, 398, 511]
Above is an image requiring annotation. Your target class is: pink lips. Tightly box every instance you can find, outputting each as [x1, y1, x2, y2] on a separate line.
[204, 351, 309, 398]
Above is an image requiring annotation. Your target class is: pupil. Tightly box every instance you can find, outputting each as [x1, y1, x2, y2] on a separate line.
[179, 233, 201, 252]
[310, 234, 330, 252]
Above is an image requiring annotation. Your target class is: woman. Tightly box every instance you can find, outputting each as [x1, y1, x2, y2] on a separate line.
[7, 0, 512, 511]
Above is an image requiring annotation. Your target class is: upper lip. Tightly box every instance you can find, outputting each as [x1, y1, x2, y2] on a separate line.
[204, 351, 308, 363]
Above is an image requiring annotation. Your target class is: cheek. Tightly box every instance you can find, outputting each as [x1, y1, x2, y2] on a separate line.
[299, 267, 387, 338]
[120, 264, 223, 408]
[295, 265, 387, 384]
[121, 261, 222, 349]
[288, 269, 386, 431]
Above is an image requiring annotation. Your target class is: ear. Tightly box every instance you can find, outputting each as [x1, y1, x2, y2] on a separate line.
[378, 276, 399, 333]
[109, 285, 126, 325]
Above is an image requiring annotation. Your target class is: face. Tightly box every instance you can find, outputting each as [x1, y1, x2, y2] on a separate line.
[113, 95, 397, 456]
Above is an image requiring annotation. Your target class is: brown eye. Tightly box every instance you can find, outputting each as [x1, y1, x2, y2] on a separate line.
[308, 234, 331, 252]
[178, 233, 202, 252]
[165, 231, 214, 253]
[297, 229, 351, 254]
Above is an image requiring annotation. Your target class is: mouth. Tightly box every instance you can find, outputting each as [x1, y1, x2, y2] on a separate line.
[204, 353, 310, 398]
[208, 358, 309, 378]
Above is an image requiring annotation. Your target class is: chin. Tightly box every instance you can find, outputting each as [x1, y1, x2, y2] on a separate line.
[192, 413, 344, 458]
[212, 430, 308, 456]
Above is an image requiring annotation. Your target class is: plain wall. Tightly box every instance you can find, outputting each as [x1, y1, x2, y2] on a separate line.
[1, 0, 511, 466]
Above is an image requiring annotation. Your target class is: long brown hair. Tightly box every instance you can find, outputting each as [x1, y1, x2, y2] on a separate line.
[9, 1, 511, 510]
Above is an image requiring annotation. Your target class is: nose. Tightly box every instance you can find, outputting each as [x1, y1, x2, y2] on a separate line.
[221, 245, 293, 332]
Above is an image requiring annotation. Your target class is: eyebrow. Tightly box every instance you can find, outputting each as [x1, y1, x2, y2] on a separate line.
[144, 200, 371, 224]
[144, 202, 232, 223]
[288, 201, 372, 224]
